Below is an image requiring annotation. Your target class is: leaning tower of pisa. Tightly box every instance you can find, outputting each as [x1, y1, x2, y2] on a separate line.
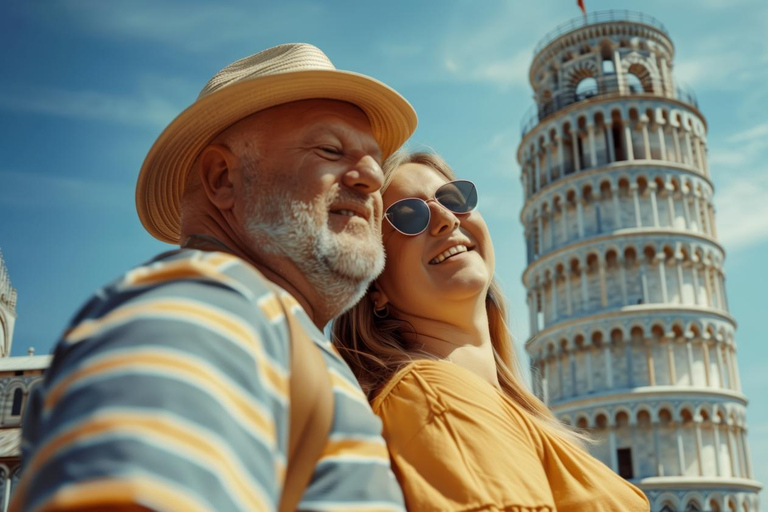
[517, 11, 762, 512]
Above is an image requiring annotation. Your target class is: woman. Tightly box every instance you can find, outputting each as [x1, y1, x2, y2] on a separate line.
[332, 151, 650, 511]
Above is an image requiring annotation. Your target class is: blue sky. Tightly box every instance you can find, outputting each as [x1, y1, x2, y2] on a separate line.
[1, 0, 767, 496]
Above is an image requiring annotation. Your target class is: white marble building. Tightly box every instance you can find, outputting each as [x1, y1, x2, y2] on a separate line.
[0, 251, 50, 510]
[517, 11, 762, 512]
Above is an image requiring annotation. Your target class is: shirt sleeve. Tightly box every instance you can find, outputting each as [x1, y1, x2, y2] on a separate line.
[373, 361, 557, 512]
[11, 276, 291, 512]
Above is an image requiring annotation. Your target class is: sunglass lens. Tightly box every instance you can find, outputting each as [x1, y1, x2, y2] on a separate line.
[387, 198, 430, 235]
[435, 180, 478, 214]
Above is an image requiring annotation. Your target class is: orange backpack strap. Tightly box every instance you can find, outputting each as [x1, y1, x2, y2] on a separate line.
[276, 294, 334, 512]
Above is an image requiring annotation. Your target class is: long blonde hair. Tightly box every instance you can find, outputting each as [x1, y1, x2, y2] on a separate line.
[331, 150, 588, 448]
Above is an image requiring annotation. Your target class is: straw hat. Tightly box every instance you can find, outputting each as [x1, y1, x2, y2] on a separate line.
[136, 43, 418, 244]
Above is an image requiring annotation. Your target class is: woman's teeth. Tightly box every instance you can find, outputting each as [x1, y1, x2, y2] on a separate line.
[335, 209, 357, 217]
[430, 245, 468, 264]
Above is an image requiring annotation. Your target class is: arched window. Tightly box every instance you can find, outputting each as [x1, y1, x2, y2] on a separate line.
[575, 77, 598, 100]
[626, 73, 643, 94]
[11, 388, 23, 416]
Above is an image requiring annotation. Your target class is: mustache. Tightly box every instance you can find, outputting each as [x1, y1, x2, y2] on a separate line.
[326, 188, 377, 211]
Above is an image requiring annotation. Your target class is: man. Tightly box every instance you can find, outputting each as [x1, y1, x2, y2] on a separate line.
[11, 43, 417, 512]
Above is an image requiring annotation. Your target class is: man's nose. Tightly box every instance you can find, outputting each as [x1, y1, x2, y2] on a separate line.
[342, 155, 384, 194]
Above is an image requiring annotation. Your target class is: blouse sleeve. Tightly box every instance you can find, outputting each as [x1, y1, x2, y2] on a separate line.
[373, 361, 557, 512]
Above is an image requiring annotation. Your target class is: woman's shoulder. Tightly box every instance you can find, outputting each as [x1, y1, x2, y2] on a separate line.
[371, 359, 499, 415]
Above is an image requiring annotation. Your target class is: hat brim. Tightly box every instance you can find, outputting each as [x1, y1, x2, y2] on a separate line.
[136, 69, 417, 244]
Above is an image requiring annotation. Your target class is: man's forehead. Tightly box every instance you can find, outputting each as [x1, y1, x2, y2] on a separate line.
[250, 99, 371, 129]
[232, 99, 379, 151]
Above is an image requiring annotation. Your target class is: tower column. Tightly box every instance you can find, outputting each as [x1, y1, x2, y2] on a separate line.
[691, 263, 701, 306]
[608, 428, 618, 472]
[551, 275, 559, 321]
[604, 343, 613, 388]
[657, 254, 669, 303]
[700, 197, 712, 235]
[580, 266, 589, 310]
[624, 123, 635, 161]
[576, 200, 585, 238]
[641, 122, 651, 159]
[682, 191, 692, 229]
[569, 350, 577, 396]
[545, 142, 553, 184]
[741, 429, 754, 479]
[606, 123, 616, 163]
[631, 184, 642, 227]
[704, 265, 714, 307]
[657, 124, 667, 160]
[572, 130, 581, 172]
[619, 260, 628, 305]
[645, 341, 656, 386]
[598, 261, 607, 307]
[548, 210, 555, 248]
[667, 339, 677, 384]
[686, 338, 696, 386]
[694, 421, 704, 476]
[556, 136, 565, 177]
[693, 195, 704, 234]
[559, 202, 568, 243]
[587, 124, 597, 167]
[716, 342, 726, 388]
[684, 130, 695, 166]
[702, 340, 712, 387]
[586, 345, 594, 392]
[673, 126, 683, 162]
[534, 154, 542, 192]
[713, 419, 722, 477]
[565, 273, 573, 316]
[649, 183, 660, 227]
[727, 425, 738, 477]
[675, 258, 685, 304]
[611, 185, 622, 229]
[653, 425, 663, 476]
[676, 423, 686, 475]
[714, 268, 725, 310]
[666, 187, 676, 227]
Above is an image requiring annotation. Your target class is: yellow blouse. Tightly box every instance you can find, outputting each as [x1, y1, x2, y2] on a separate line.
[372, 360, 650, 512]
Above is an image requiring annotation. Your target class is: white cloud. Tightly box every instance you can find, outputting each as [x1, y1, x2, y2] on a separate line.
[0, 86, 181, 129]
[0, 170, 133, 211]
[53, 1, 327, 53]
[714, 170, 768, 251]
[710, 121, 768, 251]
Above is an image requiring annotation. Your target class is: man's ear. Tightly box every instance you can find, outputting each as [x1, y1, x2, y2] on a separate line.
[369, 281, 390, 310]
[198, 144, 239, 211]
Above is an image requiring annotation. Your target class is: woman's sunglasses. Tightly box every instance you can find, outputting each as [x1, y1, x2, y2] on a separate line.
[384, 180, 478, 236]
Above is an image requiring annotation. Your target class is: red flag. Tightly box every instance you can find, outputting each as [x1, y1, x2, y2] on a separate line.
[578, 0, 586, 16]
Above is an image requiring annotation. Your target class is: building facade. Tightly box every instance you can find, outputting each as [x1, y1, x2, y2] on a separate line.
[517, 11, 762, 512]
[0, 251, 50, 511]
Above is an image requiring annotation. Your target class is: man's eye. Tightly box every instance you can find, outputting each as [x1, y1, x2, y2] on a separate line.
[320, 146, 342, 156]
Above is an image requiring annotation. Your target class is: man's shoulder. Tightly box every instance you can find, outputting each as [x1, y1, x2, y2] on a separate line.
[54, 249, 294, 369]
[118, 249, 275, 301]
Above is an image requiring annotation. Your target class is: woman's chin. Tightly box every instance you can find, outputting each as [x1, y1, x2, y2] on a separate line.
[431, 271, 490, 299]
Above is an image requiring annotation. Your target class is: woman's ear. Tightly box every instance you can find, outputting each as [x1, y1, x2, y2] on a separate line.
[369, 282, 390, 310]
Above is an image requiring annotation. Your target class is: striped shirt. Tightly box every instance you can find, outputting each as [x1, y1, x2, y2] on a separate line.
[11, 249, 405, 512]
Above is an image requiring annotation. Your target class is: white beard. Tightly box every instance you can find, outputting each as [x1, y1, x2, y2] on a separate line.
[243, 176, 385, 318]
